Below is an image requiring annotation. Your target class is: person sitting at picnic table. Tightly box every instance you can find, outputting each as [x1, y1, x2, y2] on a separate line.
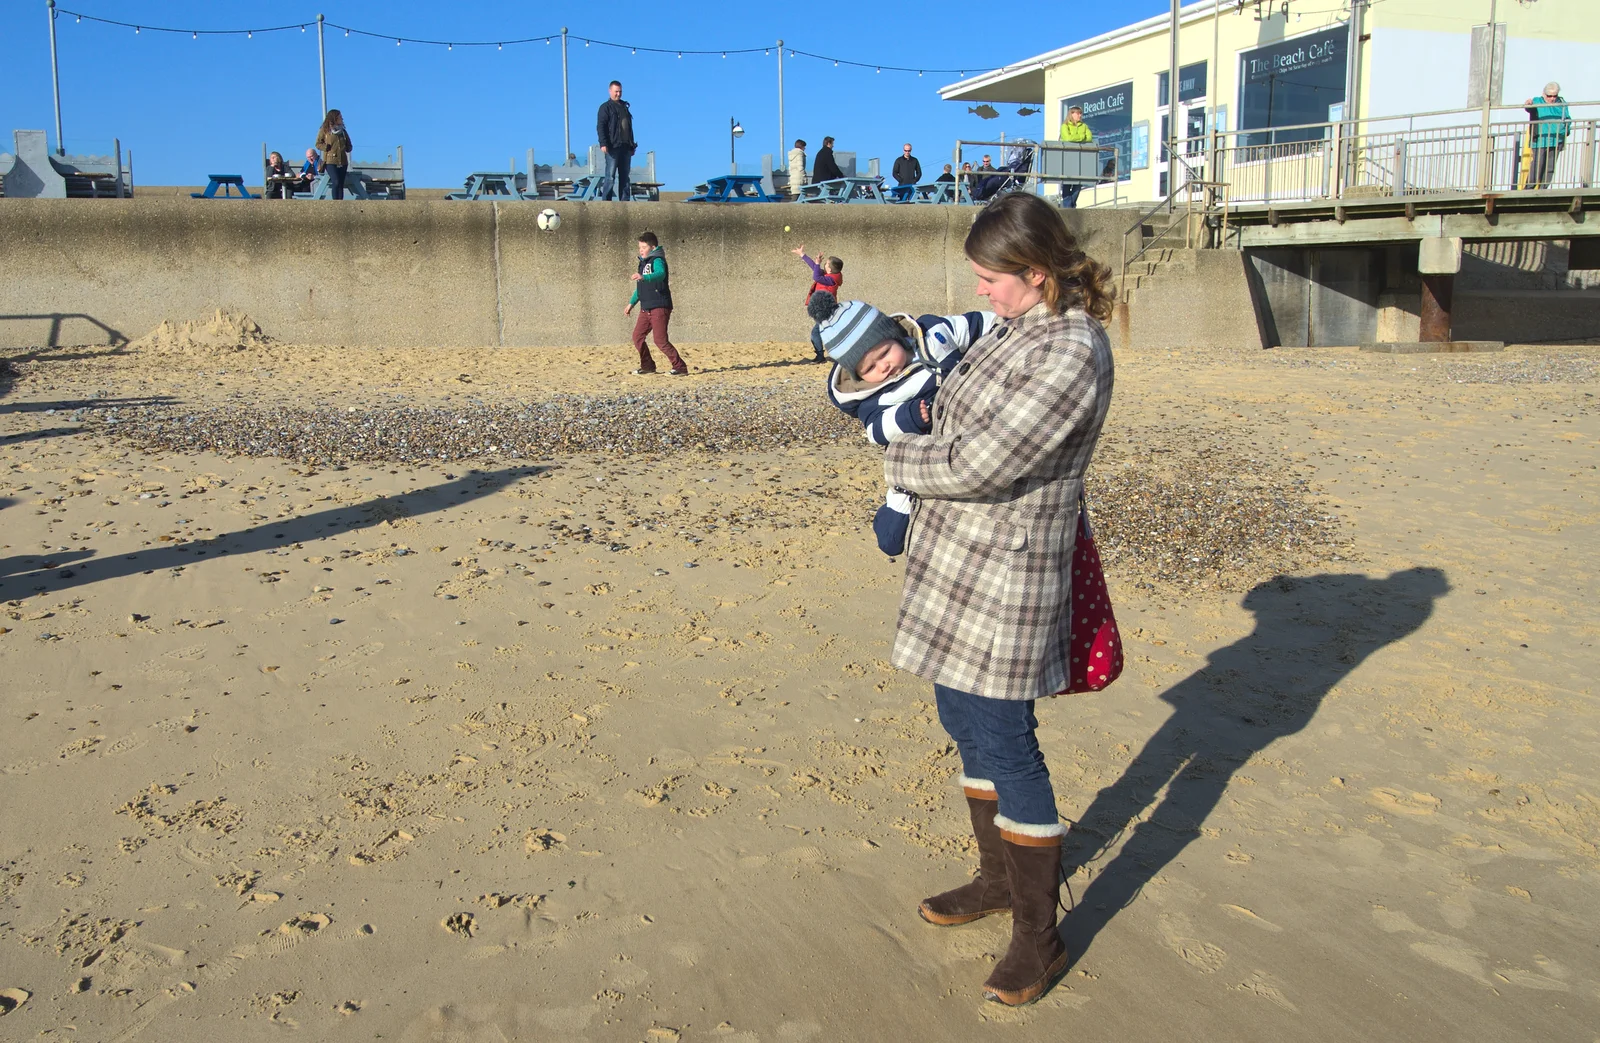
[300, 148, 320, 186]
[1524, 81, 1571, 190]
[936, 164, 956, 184]
[813, 136, 844, 183]
[264, 151, 295, 199]
[977, 155, 997, 174]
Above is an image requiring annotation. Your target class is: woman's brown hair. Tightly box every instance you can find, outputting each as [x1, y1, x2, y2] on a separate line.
[964, 192, 1115, 322]
[318, 109, 344, 135]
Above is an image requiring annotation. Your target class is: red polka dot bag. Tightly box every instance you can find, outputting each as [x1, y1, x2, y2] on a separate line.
[1058, 503, 1123, 694]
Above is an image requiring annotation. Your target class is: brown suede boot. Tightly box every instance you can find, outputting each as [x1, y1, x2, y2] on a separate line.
[919, 787, 1011, 926]
[983, 829, 1068, 1006]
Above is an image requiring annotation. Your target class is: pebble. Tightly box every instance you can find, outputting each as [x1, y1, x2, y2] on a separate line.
[82, 387, 857, 465]
[328, 618, 343, 625]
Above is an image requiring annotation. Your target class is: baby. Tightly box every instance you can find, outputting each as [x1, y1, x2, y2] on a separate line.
[812, 292, 994, 555]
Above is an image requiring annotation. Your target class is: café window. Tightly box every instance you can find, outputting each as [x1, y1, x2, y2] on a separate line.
[1061, 80, 1134, 181]
[1237, 25, 1348, 147]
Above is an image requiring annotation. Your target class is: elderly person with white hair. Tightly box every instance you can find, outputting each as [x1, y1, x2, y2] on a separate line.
[1524, 81, 1571, 190]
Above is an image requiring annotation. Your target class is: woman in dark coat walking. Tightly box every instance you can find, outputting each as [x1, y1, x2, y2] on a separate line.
[883, 191, 1116, 1006]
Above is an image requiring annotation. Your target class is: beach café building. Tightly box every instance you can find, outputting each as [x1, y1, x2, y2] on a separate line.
[940, 0, 1600, 206]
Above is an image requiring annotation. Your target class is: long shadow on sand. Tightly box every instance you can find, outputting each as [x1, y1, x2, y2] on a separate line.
[1059, 567, 1450, 967]
[0, 465, 547, 600]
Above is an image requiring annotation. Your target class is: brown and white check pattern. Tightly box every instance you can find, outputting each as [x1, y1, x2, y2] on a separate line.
[883, 301, 1115, 701]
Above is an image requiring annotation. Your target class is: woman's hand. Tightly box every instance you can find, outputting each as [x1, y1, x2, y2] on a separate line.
[920, 399, 932, 426]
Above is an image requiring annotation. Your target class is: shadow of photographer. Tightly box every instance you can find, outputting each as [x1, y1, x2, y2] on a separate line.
[1059, 567, 1451, 966]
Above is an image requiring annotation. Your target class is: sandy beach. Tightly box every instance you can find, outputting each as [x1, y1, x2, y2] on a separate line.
[1, 322, 1597, 1042]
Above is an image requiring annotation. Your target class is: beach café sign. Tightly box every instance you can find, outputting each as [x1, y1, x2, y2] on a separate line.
[1243, 28, 1342, 84]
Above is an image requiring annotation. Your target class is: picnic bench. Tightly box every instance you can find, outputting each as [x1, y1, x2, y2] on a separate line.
[906, 179, 973, 205]
[686, 174, 782, 203]
[445, 172, 532, 200]
[192, 174, 257, 199]
[797, 176, 891, 204]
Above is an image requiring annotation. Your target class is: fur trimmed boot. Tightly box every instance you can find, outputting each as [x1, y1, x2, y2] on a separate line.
[983, 822, 1068, 1006]
[919, 780, 1011, 926]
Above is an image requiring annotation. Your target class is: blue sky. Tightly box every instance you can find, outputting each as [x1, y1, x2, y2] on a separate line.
[1, 1, 1176, 189]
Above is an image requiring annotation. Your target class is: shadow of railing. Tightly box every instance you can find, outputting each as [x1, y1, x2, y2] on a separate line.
[1, 313, 130, 350]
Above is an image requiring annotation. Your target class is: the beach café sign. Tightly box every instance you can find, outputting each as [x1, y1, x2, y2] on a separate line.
[1243, 28, 1342, 84]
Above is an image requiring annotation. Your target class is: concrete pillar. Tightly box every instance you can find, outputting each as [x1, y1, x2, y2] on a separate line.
[1419, 274, 1453, 342]
[1417, 236, 1462, 343]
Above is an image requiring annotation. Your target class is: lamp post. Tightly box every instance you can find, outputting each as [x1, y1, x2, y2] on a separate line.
[730, 117, 744, 172]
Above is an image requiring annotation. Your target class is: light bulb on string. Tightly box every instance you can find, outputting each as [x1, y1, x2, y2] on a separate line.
[632, 48, 637, 54]
[134, 25, 140, 33]
[447, 43, 452, 50]
[497, 43, 503, 50]
[396, 38, 401, 45]
[247, 30, 252, 38]
[677, 52, 682, 58]
[721, 52, 726, 58]
[192, 31, 197, 39]
[876, 67, 881, 73]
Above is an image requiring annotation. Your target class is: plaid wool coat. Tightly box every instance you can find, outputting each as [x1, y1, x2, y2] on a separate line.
[883, 301, 1114, 701]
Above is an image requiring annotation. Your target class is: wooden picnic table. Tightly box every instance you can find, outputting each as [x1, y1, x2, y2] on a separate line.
[445, 172, 530, 201]
[192, 173, 257, 199]
[686, 174, 780, 203]
[798, 176, 890, 204]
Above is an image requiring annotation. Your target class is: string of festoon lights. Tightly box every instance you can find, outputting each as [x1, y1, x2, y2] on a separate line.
[52, 7, 987, 77]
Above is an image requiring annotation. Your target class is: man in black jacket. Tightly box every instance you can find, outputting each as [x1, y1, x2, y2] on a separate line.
[891, 143, 922, 202]
[596, 80, 636, 202]
[813, 136, 844, 183]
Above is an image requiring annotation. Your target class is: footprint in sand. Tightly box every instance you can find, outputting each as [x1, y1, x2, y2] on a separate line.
[1230, 970, 1298, 1012]
[1220, 904, 1283, 932]
[1157, 912, 1228, 973]
[267, 912, 332, 953]
[1368, 787, 1442, 816]
[0, 988, 30, 1015]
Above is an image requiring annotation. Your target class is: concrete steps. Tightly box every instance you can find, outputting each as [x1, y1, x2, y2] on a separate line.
[1120, 246, 1197, 304]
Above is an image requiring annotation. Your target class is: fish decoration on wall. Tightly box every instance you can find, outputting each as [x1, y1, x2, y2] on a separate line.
[968, 104, 1000, 120]
[1017, 107, 1041, 116]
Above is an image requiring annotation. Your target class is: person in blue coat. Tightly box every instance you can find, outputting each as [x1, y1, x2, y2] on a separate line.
[1524, 82, 1571, 190]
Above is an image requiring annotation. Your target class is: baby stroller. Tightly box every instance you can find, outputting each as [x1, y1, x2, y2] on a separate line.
[971, 141, 1035, 203]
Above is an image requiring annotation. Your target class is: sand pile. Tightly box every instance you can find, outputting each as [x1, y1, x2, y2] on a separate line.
[127, 308, 271, 355]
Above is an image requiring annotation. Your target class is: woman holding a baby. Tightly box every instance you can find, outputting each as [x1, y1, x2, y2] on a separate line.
[883, 192, 1116, 1005]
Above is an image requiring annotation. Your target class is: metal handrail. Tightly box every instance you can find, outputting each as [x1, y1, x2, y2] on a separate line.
[1118, 176, 1229, 304]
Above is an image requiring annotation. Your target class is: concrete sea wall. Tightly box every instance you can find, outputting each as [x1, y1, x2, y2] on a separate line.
[0, 199, 1163, 352]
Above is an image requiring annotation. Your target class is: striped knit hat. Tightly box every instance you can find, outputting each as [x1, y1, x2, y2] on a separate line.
[814, 297, 906, 376]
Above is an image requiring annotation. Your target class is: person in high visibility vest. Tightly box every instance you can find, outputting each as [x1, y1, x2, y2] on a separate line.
[1057, 106, 1093, 208]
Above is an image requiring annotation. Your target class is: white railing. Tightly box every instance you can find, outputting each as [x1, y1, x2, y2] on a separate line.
[1181, 101, 1599, 207]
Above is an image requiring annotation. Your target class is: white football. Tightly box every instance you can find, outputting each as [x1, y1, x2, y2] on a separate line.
[537, 208, 561, 231]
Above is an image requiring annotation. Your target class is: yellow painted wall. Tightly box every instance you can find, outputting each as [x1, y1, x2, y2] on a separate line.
[1042, 7, 1346, 203]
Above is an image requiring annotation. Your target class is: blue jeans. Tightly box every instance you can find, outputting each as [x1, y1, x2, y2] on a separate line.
[328, 164, 348, 200]
[604, 149, 633, 201]
[1060, 183, 1083, 208]
[934, 684, 1058, 827]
